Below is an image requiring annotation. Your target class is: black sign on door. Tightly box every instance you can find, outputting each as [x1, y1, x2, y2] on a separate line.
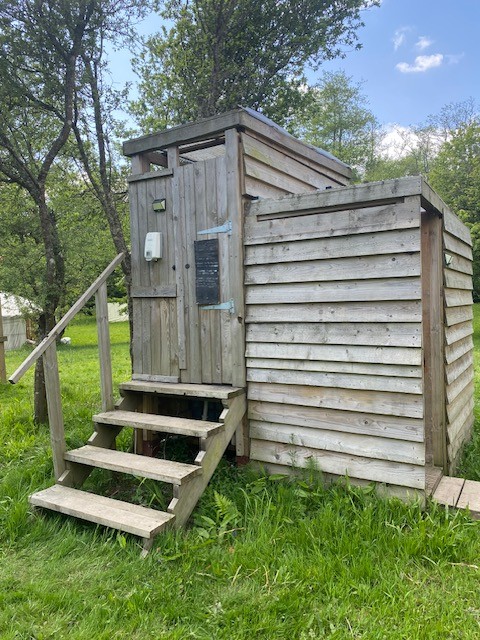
[194, 239, 220, 305]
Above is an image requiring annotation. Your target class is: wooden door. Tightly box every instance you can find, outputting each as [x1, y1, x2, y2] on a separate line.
[172, 156, 243, 385]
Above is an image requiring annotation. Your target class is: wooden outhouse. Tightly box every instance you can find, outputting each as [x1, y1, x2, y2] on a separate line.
[123, 108, 474, 500]
[18, 108, 474, 550]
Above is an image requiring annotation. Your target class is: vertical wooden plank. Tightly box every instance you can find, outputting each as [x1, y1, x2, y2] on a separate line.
[216, 156, 232, 385]
[165, 173, 180, 377]
[172, 164, 188, 372]
[196, 160, 213, 383]
[209, 157, 224, 384]
[225, 128, 246, 386]
[225, 128, 248, 458]
[184, 163, 203, 382]
[95, 282, 114, 412]
[0, 297, 6, 383]
[43, 342, 66, 480]
[422, 209, 447, 471]
[130, 180, 143, 376]
[139, 178, 152, 376]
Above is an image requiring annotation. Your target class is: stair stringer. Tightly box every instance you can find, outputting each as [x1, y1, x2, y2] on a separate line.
[168, 392, 247, 528]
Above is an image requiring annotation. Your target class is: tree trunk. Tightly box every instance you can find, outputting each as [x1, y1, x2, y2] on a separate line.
[33, 195, 65, 425]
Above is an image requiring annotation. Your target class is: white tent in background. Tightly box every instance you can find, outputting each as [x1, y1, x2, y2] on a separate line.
[0, 293, 35, 351]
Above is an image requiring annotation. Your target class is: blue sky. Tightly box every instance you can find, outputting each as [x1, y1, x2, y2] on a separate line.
[321, 0, 480, 126]
[112, 0, 480, 130]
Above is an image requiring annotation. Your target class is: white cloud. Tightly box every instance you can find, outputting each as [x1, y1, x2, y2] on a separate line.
[393, 27, 410, 50]
[396, 54, 444, 73]
[416, 36, 433, 51]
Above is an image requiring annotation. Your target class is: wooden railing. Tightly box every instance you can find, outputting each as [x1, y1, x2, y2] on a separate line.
[9, 253, 125, 480]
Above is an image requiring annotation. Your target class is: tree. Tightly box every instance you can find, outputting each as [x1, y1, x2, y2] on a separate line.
[0, 0, 99, 422]
[131, 0, 380, 132]
[293, 70, 379, 179]
[429, 114, 480, 299]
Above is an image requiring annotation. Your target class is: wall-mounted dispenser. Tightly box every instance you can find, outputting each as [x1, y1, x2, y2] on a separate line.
[145, 232, 163, 261]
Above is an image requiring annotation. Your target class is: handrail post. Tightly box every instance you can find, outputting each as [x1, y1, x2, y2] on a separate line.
[95, 282, 114, 412]
[0, 296, 6, 383]
[43, 342, 66, 479]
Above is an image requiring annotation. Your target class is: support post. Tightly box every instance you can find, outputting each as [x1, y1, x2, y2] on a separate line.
[95, 282, 114, 412]
[43, 342, 66, 479]
[0, 297, 6, 383]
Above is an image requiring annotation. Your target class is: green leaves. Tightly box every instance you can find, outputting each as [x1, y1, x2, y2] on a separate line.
[131, 0, 379, 131]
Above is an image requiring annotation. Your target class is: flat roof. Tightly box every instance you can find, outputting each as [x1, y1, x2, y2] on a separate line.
[123, 107, 352, 179]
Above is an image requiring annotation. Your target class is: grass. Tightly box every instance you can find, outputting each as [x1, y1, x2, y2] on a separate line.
[1, 313, 480, 638]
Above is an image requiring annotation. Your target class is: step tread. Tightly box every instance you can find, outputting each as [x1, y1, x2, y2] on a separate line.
[29, 484, 174, 538]
[119, 380, 244, 400]
[64, 445, 202, 485]
[93, 410, 223, 438]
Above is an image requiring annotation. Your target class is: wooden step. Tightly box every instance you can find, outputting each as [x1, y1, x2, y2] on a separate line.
[93, 410, 224, 438]
[64, 445, 202, 485]
[119, 380, 244, 400]
[30, 484, 174, 538]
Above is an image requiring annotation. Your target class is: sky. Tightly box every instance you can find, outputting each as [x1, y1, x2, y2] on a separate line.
[321, 0, 480, 127]
[111, 0, 480, 131]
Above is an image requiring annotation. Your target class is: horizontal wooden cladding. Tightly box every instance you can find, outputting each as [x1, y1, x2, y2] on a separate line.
[446, 381, 474, 424]
[247, 368, 422, 395]
[446, 352, 474, 386]
[245, 199, 420, 246]
[250, 440, 425, 489]
[242, 132, 345, 191]
[247, 342, 421, 366]
[448, 398, 475, 447]
[245, 253, 420, 286]
[247, 358, 421, 379]
[448, 412, 474, 465]
[246, 277, 421, 305]
[247, 176, 423, 218]
[445, 335, 474, 365]
[443, 209, 472, 247]
[244, 155, 319, 196]
[248, 382, 423, 419]
[444, 269, 473, 291]
[444, 288, 473, 308]
[250, 421, 425, 466]
[445, 321, 474, 346]
[446, 365, 474, 405]
[445, 305, 473, 327]
[245, 229, 421, 266]
[244, 176, 289, 199]
[246, 300, 422, 324]
[443, 251, 473, 276]
[444, 231, 473, 261]
[246, 322, 421, 348]
[248, 401, 424, 442]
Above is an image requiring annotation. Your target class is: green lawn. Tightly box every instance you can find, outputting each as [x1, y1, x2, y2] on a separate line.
[1, 314, 480, 639]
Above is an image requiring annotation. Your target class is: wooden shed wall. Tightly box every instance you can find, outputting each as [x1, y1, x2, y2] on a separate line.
[240, 132, 349, 200]
[244, 191, 426, 494]
[443, 210, 474, 470]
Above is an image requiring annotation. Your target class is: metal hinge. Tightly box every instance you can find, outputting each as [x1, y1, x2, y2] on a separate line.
[198, 220, 232, 235]
[199, 299, 235, 313]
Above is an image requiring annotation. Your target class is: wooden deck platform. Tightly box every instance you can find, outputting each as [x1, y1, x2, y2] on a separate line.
[432, 476, 480, 517]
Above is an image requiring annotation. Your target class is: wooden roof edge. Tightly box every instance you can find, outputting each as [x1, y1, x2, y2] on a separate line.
[420, 177, 472, 246]
[122, 107, 352, 179]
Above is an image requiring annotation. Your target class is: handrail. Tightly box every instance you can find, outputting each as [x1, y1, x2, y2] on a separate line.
[9, 252, 125, 384]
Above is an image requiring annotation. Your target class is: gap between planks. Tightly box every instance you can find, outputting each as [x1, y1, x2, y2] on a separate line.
[432, 476, 480, 518]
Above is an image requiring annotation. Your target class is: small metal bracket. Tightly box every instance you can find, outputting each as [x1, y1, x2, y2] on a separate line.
[198, 220, 232, 236]
[199, 299, 235, 313]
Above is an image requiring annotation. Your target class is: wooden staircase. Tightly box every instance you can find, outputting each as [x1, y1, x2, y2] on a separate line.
[30, 381, 246, 554]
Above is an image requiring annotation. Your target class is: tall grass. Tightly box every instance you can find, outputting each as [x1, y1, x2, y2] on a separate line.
[1, 314, 480, 638]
